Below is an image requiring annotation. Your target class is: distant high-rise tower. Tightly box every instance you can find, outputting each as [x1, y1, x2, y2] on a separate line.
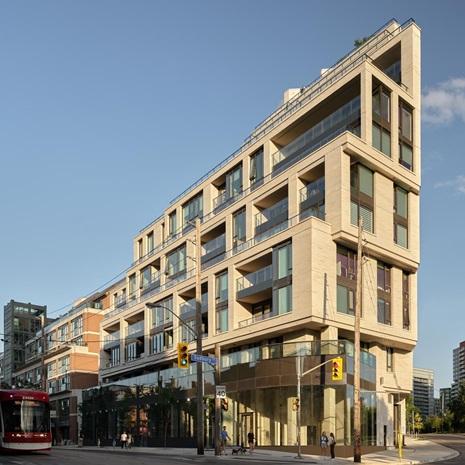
[413, 368, 434, 418]
[3, 300, 48, 386]
[453, 341, 465, 385]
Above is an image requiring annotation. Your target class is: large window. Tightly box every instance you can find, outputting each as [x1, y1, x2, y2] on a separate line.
[182, 193, 203, 227]
[386, 347, 394, 372]
[152, 296, 173, 327]
[351, 164, 374, 232]
[250, 147, 264, 188]
[147, 232, 154, 253]
[169, 211, 177, 237]
[394, 186, 408, 248]
[399, 101, 413, 170]
[233, 208, 246, 249]
[110, 346, 120, 366]
[337, 246, 357, 316]
[402, 272, 410, 330]
[215, 271, 228, 304]
[337, 285, 355, 315]
[377, 262, 391, 325]
[128, 274, 137, 297]
[274, 242, 292, 279]
[372, 85, 391, 157]
[215, 271, 228, 333]
[273, 285, 292, 314]
[226, 164, 242, 199]
[166, 245, 186, 277]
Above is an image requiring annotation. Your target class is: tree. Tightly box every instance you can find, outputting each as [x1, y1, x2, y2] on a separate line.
[145, 383, 186, 448]
[354, 37, 369, 48]
[449, 383, 465, 432]
[406, 395, 421, 434]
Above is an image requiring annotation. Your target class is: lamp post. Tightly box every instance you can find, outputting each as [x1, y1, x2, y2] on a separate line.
[145, 217, 204, 455]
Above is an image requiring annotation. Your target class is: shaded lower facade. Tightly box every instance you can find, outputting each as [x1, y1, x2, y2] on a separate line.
[82, 340, 380, 448]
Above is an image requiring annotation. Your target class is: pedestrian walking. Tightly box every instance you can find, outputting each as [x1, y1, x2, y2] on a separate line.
[120, 431, 128, 449]
[320, 431, 329, 458]
[247, 430, 255, 454]
[329, 432, 336, 459]
[127, 433, 133, 449]
[220, 426, 231, 455]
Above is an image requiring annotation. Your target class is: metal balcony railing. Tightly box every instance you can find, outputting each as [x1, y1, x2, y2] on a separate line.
[255, 198, 288, 227]
[236, 265, 273, 292]
[127, 321, 145, 337]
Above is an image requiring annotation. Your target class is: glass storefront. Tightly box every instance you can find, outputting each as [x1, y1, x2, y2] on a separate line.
[82, 340, 376, 447]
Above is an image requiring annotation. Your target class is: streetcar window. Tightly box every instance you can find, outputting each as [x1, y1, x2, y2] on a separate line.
[2, 400, 50, 433]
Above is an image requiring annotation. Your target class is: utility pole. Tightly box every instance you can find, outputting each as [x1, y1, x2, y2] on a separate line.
[195, 218, 204, 455]
[214, 343, 221, 456]
[353, 217, 363, 462]
[40, 314, 46, 392]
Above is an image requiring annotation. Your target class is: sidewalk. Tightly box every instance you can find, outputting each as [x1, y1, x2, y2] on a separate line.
[55, 437, 459, 464]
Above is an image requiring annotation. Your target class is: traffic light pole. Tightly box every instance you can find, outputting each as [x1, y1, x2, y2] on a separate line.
[194, 218, 204, 455]
[295, 356, 341, 459]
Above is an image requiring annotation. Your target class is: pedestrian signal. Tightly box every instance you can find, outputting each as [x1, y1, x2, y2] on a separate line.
[331, 357, 343, 381]
[177, 342, 189, 369]
[221, 399, 229, 411]
[292, 398, 300, 411]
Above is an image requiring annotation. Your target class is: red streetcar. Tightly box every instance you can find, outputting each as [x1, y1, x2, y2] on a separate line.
[0, 389, 51, 452]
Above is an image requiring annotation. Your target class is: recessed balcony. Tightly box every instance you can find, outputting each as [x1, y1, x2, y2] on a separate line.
[104, 331, 120, 349]
[271, 95, 361, 175]
[126, 320, 145, 339]
[255, 197, 288, 241]
[300, 177, 325, 220]
[237, 265, 273, 303]
[201, 224, 226, 268]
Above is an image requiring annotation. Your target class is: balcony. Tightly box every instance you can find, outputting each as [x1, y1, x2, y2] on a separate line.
[201, 233, 226, 268]
[237, 265, 273, 302]
[238, 309, 275, 328]
[140, 272, 161, 297]
[115, 295, 127, 308]
[213, 189, 243, 213]
[300, 178, 325, 220]
[104, 331, 120, 349]
[255, 198, 288, 241]
[271, 96, 361, 175]
[127, 321, 145, 338]
[179, 294, 208, 316]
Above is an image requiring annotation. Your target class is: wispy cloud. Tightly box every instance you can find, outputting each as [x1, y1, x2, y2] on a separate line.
[434, 175, 465, 194]
[423, 77, 465, 124]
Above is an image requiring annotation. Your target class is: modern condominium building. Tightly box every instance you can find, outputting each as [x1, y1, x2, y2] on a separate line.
[412, 368, 434, 418]
[2, 299, 49, 387]
[13, 291, 112, 444]
[85, 18, 420, 451]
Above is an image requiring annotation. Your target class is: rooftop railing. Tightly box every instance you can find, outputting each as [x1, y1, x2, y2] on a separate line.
[144, 19, 412, 221]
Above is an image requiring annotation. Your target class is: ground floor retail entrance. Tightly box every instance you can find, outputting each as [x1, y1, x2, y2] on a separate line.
[82, 340, 395, 448]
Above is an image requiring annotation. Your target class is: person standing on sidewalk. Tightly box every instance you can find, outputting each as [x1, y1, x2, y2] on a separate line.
[220, 426, 231, 455]
[329, 432, 336, 459]
[247, 430, 255, 454]
[120, 431, 128, 449]
[320, 431, 329, 459]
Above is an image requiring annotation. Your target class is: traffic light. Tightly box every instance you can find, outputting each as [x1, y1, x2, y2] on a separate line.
[331, 357, 343, 381]
[221, 399, 229, 411]
[292, 398, 300, 411]
[177, 342, 190, 369]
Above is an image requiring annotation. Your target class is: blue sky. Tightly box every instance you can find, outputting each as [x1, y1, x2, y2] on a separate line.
[1, 0, 464, 394]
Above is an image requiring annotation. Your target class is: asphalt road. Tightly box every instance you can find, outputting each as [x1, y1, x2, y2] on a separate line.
[421, 433, 465, 465]
[0, 448, 316, 465]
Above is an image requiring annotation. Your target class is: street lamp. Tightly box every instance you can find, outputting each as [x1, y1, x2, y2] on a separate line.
[146, 215, 205, 455]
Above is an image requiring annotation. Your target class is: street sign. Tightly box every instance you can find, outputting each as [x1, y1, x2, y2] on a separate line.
[50, 410, 57, 419]
[191, 353, 217, 365]
[216, 385, 226, 399]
